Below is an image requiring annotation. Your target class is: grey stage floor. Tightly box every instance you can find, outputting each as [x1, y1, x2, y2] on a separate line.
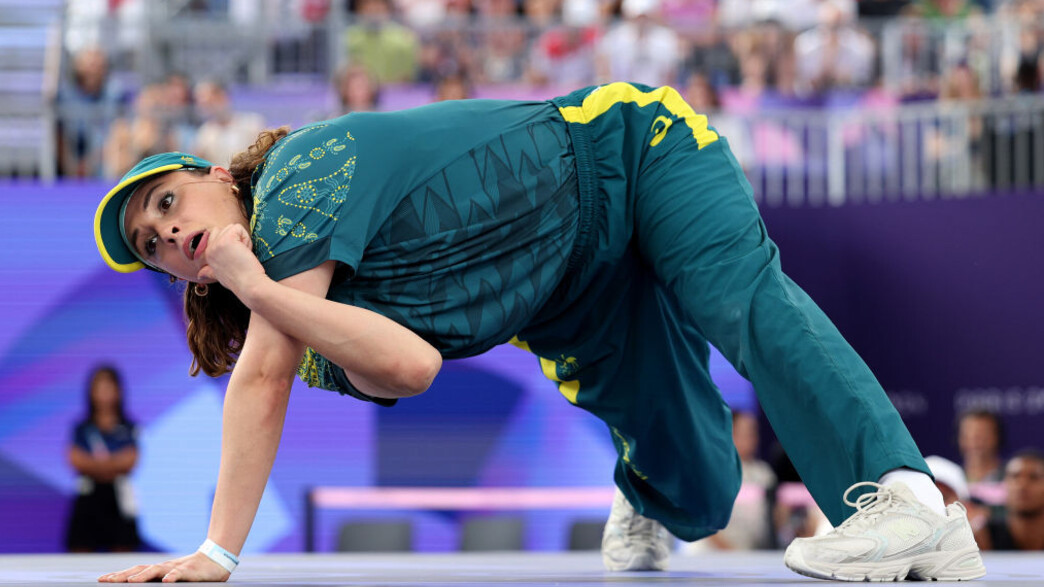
[1, 552, 1041, 586]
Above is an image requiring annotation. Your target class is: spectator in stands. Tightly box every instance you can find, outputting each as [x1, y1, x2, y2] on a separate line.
[56, 46, 126, 178]
[858, 0, 914, 17]
[66, 365, 141, 552]
[413, 0, 477, 84]
[683, 72, 751, 168]
[344, 0, 420, 84]
[473, 0, 530, 84]
[893, 19, 943, 100]
[523, 0, 560, 28]
[905, 0, 983, 19]
[595, 0, 681, 88]
[434, 72, 473, 101]
[192, 80, 266, 167]
[526, 0, 602, 87]
[397, 0, 449, 28]
[161, 72, 200, 153]
[660, 0, 716, 33]
[103, 83, 180, 178]
[957, 409, 1005, 483]
[984, 46, 1042, 188]
[331, 64, 382, 115]
[680, 3, 742, 91]
[416, 26, 476, 85]
[793, 2, 876, 96]
[926, 62, 986, 190]
[718, 0, 822, 33]
[974, 450, 1044, 550]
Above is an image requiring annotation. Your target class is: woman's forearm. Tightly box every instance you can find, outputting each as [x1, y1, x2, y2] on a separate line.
[241, 276, 442, 398]
[206, 368, 292, 555]
[69, 447, 131, 481]
[108, 447, 137, 475]
[69, 447, 108, 479]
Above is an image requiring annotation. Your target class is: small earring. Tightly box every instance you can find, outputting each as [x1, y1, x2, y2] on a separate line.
[194, 283, 209, 297]
[169, 275, 178, 285]
[231, 184, 240, 195]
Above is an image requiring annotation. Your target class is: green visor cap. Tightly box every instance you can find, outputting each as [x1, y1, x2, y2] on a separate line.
[94, 152, 214, 273]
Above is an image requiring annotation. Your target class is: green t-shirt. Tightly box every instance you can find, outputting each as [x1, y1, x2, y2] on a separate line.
[250, 99, 579, 401]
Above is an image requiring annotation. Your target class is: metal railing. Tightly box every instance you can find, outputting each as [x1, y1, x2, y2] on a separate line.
[740, 96, 1044, 207]
[0, 0, 62, 180]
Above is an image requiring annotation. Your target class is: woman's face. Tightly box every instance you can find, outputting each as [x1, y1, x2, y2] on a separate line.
[91, 374, 120, 412]
[732, 412, 759, 461]
[122, 167, 248, 283]
[958, 415, 1000, 459]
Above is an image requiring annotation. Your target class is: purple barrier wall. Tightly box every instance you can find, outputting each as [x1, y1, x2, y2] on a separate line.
[760, 193, 1044, 462]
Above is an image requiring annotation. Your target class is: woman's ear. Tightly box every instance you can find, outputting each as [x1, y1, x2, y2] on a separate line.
[211, 165, 234, 183]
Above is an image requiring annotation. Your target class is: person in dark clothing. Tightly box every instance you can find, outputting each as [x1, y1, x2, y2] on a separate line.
[66, 365, 140, 552]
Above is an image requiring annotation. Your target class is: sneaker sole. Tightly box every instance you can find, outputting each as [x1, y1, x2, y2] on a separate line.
[784, 546, 986, 582]
[602, 552, 669, 572]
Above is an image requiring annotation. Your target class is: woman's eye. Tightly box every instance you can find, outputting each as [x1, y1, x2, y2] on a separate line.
[144, 236, 157, 256]
[159, 193, 173, 211]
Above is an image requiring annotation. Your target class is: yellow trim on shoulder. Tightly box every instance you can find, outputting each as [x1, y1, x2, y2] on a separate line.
[557, 82, 720, 150]
[94, 163, 184, 272]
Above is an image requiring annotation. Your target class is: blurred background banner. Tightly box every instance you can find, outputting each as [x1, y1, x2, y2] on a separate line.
[1, 0, 1043, 555]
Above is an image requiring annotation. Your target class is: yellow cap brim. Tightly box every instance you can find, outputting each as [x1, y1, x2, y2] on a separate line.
[94, 163, 184, 272]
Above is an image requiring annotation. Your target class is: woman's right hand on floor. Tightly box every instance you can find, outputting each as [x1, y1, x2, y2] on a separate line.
[98, 551, 231, 583]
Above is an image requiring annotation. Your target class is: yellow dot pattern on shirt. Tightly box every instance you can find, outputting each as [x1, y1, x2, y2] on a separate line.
[253, 234, 273, 259]
[251, 125, 356, 261]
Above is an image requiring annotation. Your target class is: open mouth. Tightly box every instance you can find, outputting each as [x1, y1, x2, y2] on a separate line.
[189, 233, 204, 258]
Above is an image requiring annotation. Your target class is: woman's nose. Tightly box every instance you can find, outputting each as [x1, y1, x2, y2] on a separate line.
[163, 225, 180, 243]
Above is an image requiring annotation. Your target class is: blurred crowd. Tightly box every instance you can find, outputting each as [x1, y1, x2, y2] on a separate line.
[54, 0, 1044, 180]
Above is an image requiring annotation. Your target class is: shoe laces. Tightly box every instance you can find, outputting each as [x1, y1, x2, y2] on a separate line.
[836, 482, 900, 532]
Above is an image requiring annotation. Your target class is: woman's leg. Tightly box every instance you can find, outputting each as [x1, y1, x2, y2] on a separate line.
[517, 254, 743, 541]
[632, 122, 928, 527]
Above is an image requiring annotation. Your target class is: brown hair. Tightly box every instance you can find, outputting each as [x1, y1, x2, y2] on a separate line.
[184, 126, 291, 377]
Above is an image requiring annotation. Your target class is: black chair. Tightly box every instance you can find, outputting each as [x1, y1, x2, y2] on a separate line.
[459, 516, 525, 551]
[336, 520, 413, 552]
[567, 520, 605, 551]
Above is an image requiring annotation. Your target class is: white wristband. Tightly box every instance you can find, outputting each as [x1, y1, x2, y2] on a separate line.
[197, 538, 239, 573]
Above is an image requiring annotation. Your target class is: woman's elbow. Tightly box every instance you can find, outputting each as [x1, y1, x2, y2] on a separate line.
[387, 349, 442, 398]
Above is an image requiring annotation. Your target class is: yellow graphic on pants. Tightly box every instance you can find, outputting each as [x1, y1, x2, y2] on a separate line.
[540, 355, 580, 405]
[612, 427, 649, 481]
[507, 337, 581, 405]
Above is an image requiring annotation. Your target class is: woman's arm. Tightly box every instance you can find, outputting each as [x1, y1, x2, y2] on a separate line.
[68, 446, 138, 482]
[241, 264, 442, 398]
[69, 446, 108, 480]
[108, 446, 138, 476]
[199, 225, 442, 399]
[100, 266, 326, 584]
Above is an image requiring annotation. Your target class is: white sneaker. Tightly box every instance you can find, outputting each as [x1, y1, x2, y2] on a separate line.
[784, 481, 986, 582]
[601, 488, 673, 571]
